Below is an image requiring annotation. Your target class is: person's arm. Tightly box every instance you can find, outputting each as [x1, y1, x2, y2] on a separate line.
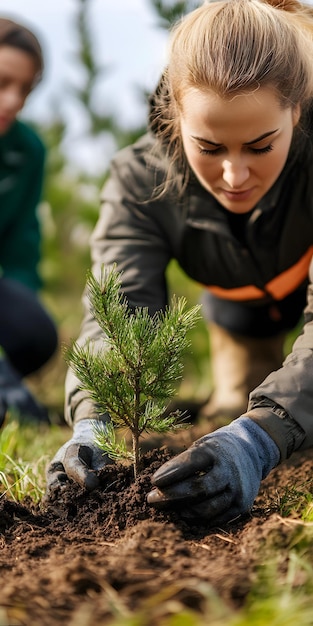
[245, 261, 313, 458]
[147, 259, 313, 525]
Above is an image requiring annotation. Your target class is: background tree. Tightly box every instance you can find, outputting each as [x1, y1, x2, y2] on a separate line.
[72, 0, 115, 137]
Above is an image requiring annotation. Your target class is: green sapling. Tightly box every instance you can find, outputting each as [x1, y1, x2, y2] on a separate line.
[65, 266, 201, 479]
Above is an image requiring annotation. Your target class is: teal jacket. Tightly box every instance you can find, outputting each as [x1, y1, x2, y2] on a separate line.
[0, 120, 45, 291]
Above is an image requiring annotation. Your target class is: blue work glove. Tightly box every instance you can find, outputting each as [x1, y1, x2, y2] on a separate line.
[46, 419, 110, 496]
[147, 417, 280, 524]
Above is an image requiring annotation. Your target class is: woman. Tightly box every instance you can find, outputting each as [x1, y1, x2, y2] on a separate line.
[47, 0, 313, 523]
[0, 18, 58, 424]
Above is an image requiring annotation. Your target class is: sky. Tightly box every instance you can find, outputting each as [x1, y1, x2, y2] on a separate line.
[0, 0, 169, 172]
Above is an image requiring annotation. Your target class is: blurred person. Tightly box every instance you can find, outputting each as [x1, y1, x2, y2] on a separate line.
[0, 18, 58, 426]
[48, 0, 313, 524]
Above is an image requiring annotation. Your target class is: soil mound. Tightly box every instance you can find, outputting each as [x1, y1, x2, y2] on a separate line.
[1, 436, 312, 625]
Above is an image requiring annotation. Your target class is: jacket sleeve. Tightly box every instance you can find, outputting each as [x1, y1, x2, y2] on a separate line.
[247, 257, 313, 460]
[0, 132, 45, 291]
[65, 138, 175, 425]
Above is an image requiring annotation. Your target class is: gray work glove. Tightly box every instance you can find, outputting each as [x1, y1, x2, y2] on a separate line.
[147, 417, 280, 524]
[46, 419, 110, 496]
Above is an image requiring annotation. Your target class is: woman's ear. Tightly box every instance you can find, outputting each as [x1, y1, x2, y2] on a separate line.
[292, 102, 301, 127]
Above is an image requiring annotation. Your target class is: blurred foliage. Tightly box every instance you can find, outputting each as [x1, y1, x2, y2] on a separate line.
[73, 0, 115, 136]
[71, 0, 147, 148]
[149, 0, 200, 28]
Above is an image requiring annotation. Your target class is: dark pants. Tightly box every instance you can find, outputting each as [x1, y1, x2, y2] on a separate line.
[0, 278, 58, 377]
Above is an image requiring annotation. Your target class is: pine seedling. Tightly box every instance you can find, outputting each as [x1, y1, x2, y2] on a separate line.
[65, 266, 201, 479]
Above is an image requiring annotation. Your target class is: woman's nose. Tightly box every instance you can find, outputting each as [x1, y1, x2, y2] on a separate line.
[222, 159, 250, 189]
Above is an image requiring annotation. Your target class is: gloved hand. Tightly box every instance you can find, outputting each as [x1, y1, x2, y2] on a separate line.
[0, 358, 50, 426]
[46, 419, 110, 496]
[147, 416, 280, 524]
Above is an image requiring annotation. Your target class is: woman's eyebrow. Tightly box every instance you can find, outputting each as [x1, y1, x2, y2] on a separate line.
[191, 128, 279, 146]
[191, 136, 222, 146]
[244, 129, 279, 145]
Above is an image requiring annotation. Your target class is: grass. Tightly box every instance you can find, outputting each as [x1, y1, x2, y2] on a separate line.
[0, 415, 70, 502]
[278, 479, 313, 521]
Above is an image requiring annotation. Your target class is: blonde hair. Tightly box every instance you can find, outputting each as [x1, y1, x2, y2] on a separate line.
[150, 0, 313, 193]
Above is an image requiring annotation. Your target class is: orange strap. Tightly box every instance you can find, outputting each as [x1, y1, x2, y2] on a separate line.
[205, 246, 313, 301]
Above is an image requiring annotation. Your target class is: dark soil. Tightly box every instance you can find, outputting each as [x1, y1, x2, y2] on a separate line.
[1, 423, 313, 626]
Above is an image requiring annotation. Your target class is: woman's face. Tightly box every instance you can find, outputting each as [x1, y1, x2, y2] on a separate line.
[0, 45, 38, 135]
[180, 86, 300, 213]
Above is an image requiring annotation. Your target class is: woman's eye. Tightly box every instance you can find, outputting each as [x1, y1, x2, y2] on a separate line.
[250, 144, 273, 155]
[198, 146, 223, 156]
[197, 143, 274, 156]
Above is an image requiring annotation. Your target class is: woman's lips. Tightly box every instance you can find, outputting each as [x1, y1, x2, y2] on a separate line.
[221, 188, 254, 202]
